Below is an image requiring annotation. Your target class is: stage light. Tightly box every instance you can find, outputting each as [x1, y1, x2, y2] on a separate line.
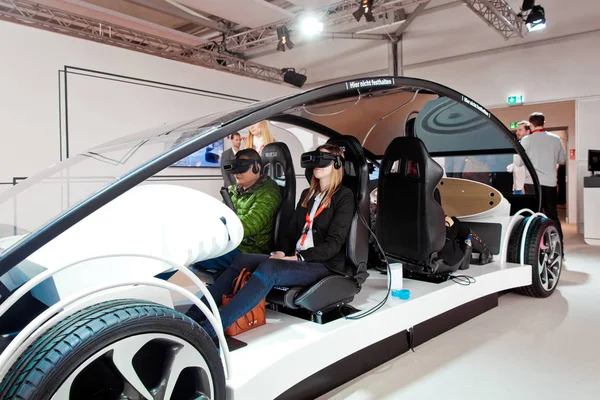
[353, 0, 375, 23]
[525, 5, 546, 31]
[519, 1, 546, 32]
[301, 16, 323, 36]
[276, 26, 294, 52]
[282, 68, 307, 88]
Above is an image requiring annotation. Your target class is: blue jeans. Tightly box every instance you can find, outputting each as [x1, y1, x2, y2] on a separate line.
[513, 190, 524, 195]
[191, 249, 241, 276]
[197, 253, 331, 335]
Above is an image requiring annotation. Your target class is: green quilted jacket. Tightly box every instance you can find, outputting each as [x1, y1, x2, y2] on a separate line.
[229, 176, 282, 254]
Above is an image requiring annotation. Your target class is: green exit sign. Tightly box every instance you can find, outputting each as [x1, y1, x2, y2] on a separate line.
[510, 122, 519, 129]
[508, 95, 524, 105]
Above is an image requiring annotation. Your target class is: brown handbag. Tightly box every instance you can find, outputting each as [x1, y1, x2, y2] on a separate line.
[221, 268, 266, 336]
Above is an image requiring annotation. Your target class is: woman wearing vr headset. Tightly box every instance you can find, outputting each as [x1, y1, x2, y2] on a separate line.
[193, 144, 355, 340]
[246, 120, 275, 154]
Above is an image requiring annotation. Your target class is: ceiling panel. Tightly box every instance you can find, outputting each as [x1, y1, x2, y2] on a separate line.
[175, 0, 294, 27]
[82, 0, 186, 28]
[284, 0, 339, 11]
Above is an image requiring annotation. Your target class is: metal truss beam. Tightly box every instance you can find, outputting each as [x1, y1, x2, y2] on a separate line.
[461, 0, 524, 39]
[203, 0, 433, 54]
[0, 0, 284, 84]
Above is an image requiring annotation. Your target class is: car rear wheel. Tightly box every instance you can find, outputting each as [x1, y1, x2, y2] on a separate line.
[0, 299, 225, 400]
[507, 216, 563, 298]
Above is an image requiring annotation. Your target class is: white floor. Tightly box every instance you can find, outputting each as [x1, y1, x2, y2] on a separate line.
[318, 223, 600, 400]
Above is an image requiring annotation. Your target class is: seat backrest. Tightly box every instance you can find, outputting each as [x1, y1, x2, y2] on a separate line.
[261, 142, 296, 248]
[305, 136, 369, 274]
[376, 136, 446, 262]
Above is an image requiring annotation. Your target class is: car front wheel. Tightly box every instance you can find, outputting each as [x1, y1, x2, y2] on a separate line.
[0, 299, 225, 400]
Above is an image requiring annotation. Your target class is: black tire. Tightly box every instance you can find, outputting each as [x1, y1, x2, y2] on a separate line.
[507, 216, 563, 298]
[0, 299, 225, 400]
[506, 217, 528, 265]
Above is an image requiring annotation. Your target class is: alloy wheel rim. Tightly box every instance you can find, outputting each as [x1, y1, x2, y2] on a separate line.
[51, 333, 214, 400]
[538, 225, 562, 292]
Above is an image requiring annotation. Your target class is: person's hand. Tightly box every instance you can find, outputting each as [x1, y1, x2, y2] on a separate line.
[281, 255, 298, 261]
[269, 251, 285, 259]
[445, 216, 454, 227]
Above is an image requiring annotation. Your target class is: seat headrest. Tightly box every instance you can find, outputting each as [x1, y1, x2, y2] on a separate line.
[261, 142, 294, 186]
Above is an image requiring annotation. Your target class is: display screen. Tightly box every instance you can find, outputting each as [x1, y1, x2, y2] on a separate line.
[171, 139, 224, 168]
[589, 150, 600, 172]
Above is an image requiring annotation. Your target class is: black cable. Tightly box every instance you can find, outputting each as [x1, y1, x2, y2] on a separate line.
[342, 203, 392, 320]
[449, 274, 476, 286]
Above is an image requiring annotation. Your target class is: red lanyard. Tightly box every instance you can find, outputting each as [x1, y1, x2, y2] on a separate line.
[300, 203, 326, 246]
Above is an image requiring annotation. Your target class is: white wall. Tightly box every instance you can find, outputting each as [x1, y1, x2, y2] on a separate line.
[575, 98, 600, 232]
[406, 31, 600, 108]
[0, 20, 297, 185]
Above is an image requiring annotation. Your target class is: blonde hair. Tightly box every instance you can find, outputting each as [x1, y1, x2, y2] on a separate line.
[301, 144, 345, 209]
[246, 120, 275, 150]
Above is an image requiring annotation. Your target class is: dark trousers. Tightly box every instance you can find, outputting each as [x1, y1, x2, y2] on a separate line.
[541, 185, 563, 244]
[190, 253, 331, 332]
[190, 249, 241, 279]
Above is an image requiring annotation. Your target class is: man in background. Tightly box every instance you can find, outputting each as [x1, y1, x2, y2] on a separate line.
[516, 112, 566, 246]
[507, 121, 532, 194]
[221, 132, 242, 187]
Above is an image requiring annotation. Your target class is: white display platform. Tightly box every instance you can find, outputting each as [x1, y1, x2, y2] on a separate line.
[185, 262, 531, 399]
[583, 176, 600, 246]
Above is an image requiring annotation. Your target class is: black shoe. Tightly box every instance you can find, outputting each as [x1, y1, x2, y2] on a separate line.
[186, 305, 208, 323]
[478, 249, 493, 264]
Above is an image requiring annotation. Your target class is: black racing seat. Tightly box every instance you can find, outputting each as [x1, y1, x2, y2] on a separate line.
[376, 136, 470, 278]
[267, 135, 370, 316]
[261, 142, 296, 248]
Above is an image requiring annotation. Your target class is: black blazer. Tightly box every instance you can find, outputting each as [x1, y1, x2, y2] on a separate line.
[280, 185, 355, 276]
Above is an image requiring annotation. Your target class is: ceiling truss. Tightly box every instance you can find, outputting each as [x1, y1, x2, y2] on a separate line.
[0, 0, 284, 83]
[0, 0, 526, 84]
[460, 0, 524, 39]
[202, 0, 434, 54]
[204, 0, 525, 55]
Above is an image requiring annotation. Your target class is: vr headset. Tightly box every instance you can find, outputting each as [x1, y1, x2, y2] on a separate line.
[301, 151, 344, 170]
[223, 158, 261, 174]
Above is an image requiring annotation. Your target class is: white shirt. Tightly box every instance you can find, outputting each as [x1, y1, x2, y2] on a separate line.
[252, 136, 265, 153]
[296, 192, 324, 252]
[507, 158, 526, 191]
[515, 131, 566, 187]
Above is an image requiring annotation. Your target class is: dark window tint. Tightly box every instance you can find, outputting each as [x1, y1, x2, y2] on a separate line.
[415, 97, 514, 154]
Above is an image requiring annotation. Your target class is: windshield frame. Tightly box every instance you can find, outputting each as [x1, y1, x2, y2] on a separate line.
[0, 77, 540, 277]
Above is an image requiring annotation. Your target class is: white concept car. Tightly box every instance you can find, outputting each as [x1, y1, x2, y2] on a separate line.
[0, 77, 562, 400]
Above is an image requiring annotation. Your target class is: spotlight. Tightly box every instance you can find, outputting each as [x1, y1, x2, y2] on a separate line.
[301, 16, 323, 36]
[276, 26, 294, 52]
[353, 0, 375, 23]
[282, 68, 307, 88]
[525, 5, 546, 31]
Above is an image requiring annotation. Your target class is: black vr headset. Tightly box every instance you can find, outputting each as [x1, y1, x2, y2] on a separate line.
[301, 151, 344, 170]
[223, 158, 261, 174]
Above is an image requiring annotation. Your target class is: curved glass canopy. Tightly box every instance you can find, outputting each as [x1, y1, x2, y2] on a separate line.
[0, 77, 540, 280]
